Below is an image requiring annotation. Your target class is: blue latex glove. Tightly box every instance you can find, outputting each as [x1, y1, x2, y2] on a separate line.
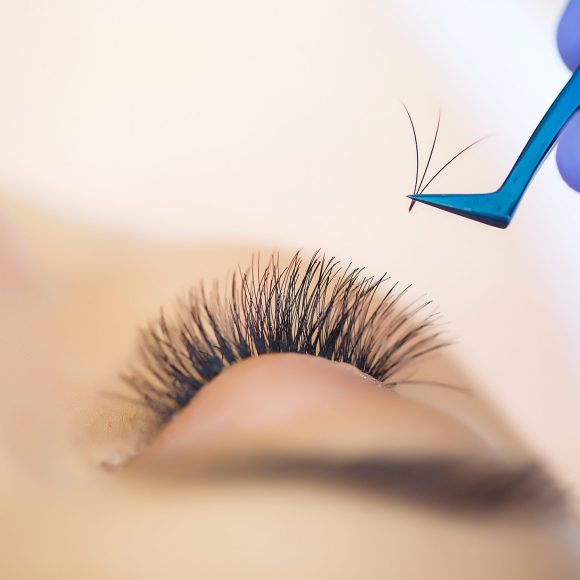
[556, 0, 580, 191]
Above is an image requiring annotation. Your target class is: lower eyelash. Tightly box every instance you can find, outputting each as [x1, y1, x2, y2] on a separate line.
[123, 251, 447, 424]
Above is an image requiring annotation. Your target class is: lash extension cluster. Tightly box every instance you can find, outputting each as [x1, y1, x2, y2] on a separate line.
[402, 105, 486, 211]
[125, 252, 447, 423]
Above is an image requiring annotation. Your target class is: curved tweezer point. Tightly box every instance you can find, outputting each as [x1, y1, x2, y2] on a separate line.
[407, 193, 510, 229]
[409, 68, 580, 228]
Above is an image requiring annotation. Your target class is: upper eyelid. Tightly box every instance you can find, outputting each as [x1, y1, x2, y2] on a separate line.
[122, 250, 447, 427]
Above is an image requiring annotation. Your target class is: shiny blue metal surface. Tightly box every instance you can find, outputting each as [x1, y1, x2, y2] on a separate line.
[408, 68, 580, 228]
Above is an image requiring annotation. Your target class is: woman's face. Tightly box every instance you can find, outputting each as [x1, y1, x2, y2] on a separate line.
[1, 203, 579, 579]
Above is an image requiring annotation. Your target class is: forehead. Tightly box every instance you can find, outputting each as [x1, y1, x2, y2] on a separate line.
[2, 480, 578, 580]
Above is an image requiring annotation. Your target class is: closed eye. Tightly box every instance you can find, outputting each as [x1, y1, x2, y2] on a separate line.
[123, 250, 448, 428]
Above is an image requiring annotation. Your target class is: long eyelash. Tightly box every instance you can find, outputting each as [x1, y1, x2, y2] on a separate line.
[402, 103, 420, 196]
[402, 105, 487, 210]
[417, 135, 488, 194]
[418, 110, 441, 191]
[123, 252, 448, 424]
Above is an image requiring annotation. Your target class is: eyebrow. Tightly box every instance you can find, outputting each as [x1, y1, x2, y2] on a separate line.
[142, 454, 567, 516]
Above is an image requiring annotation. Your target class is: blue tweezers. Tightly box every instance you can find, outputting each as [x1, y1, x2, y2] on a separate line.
[407, 68, 580, 228]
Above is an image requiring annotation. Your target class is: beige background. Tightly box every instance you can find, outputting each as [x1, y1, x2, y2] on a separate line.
[0, 1, 578, 486]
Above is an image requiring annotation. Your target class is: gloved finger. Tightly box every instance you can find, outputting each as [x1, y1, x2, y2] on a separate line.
[556, 111, 580, 191]
[557, 0, 580, 71]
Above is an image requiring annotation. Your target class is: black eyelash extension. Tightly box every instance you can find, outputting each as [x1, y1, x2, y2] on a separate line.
[124, 252, 447, 423]
[402, 104, 487, 211]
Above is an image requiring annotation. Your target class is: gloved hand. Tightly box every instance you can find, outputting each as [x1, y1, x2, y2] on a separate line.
[556, 0, 580, 191]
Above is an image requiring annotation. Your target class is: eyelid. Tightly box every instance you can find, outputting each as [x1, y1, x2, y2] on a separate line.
[134, 354, 491, 467]
[123, 251, 446, 432]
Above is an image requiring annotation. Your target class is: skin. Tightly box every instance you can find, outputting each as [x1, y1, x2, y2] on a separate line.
[1, 198, 579, 579]
[0, 3, 575, 577]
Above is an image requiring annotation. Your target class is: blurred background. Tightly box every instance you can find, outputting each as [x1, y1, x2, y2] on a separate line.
[0, 1, 578, 485]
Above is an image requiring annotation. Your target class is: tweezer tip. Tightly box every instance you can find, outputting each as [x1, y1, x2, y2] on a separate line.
[407, 194, 421, 211]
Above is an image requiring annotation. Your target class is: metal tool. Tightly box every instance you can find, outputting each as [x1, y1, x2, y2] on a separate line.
[407, 68, 580, 228]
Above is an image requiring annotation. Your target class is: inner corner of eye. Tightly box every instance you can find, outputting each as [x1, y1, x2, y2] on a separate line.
[121, 251, 446, 425]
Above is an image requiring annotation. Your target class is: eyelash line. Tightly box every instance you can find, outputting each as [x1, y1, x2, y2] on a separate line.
[123, 251, 448, 424]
